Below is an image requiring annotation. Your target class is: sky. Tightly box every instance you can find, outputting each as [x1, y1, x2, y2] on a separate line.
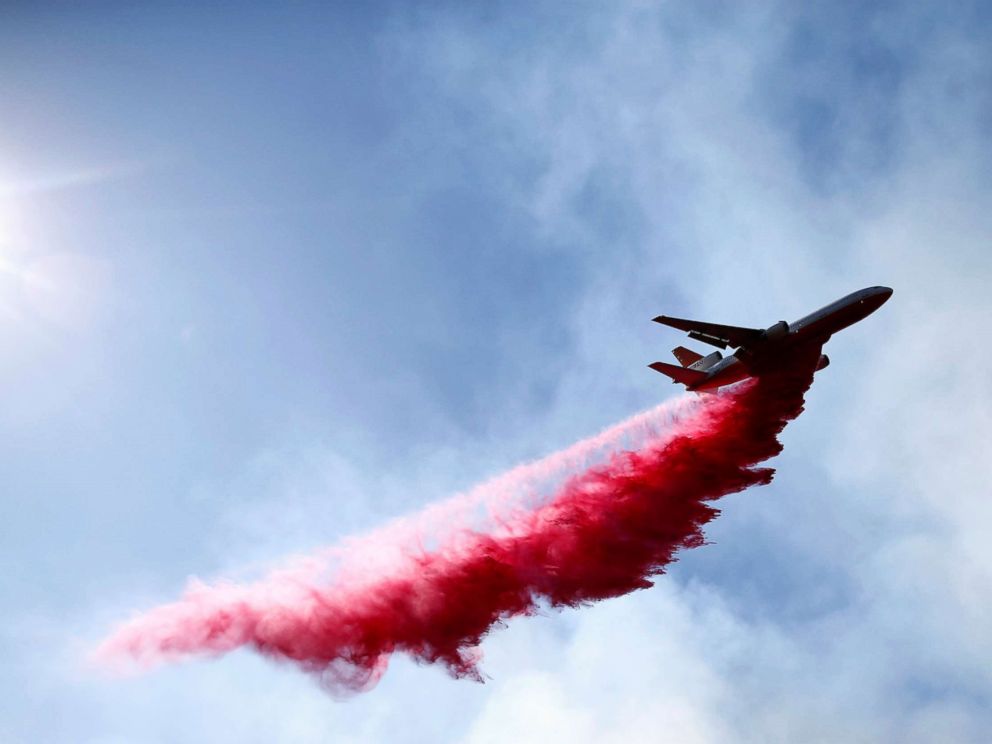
[1, 1, 991, 741]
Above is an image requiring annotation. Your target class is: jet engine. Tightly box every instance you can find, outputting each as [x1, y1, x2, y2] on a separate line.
[762, 320, 789, 342]
[816, 354, 830, 371]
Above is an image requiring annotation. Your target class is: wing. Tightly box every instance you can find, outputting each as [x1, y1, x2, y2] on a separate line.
[653, 315, 764, 350]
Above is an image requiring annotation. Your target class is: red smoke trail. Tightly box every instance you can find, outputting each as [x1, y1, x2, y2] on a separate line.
[327, 391, 703, 584]
[96, 356, 816, 693]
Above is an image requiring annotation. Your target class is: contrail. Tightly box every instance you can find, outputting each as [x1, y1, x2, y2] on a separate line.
[95, 356, 815, 694]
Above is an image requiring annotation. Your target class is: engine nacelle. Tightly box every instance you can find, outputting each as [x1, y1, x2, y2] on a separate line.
[816, 354, 830, 371]
[763, 320, 789, 342]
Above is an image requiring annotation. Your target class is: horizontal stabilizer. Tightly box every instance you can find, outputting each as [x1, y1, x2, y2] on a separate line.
[653, 315, 764, 350]
[648, 361, 708, 387]
[672, 346, 703, 367]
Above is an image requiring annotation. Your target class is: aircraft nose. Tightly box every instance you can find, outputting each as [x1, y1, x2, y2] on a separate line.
[865, 286, 893, 312]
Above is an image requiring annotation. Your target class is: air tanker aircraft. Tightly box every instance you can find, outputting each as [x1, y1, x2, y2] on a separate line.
[650, 286, 893, 392]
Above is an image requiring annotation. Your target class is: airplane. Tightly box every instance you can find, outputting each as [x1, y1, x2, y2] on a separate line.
[649, 286, 893, 392]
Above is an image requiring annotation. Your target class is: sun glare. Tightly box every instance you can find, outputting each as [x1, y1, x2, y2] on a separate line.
[0, 185, 111, 330]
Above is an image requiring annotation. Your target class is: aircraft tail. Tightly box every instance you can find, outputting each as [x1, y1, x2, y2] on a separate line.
[672, 346, 703, 367]
[648, 361, 708, 387]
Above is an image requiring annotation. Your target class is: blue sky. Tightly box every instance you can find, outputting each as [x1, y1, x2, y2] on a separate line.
[2, 2, 991, 742]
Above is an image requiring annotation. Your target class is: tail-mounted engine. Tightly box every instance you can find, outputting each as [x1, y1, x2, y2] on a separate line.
[762, 320, 789, 342]
[816, 354, 830, 371]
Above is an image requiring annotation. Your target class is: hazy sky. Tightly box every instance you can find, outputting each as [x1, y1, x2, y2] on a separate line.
[2, 2, 990, 742]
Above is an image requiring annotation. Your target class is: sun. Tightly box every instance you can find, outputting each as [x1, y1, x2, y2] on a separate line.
[0, 187, 111, 330]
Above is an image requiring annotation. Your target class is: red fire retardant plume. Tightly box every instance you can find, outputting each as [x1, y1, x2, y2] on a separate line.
[96, 354, 817, 693]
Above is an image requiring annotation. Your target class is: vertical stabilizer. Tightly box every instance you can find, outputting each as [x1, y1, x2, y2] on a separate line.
[672, 346, 703, 367]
